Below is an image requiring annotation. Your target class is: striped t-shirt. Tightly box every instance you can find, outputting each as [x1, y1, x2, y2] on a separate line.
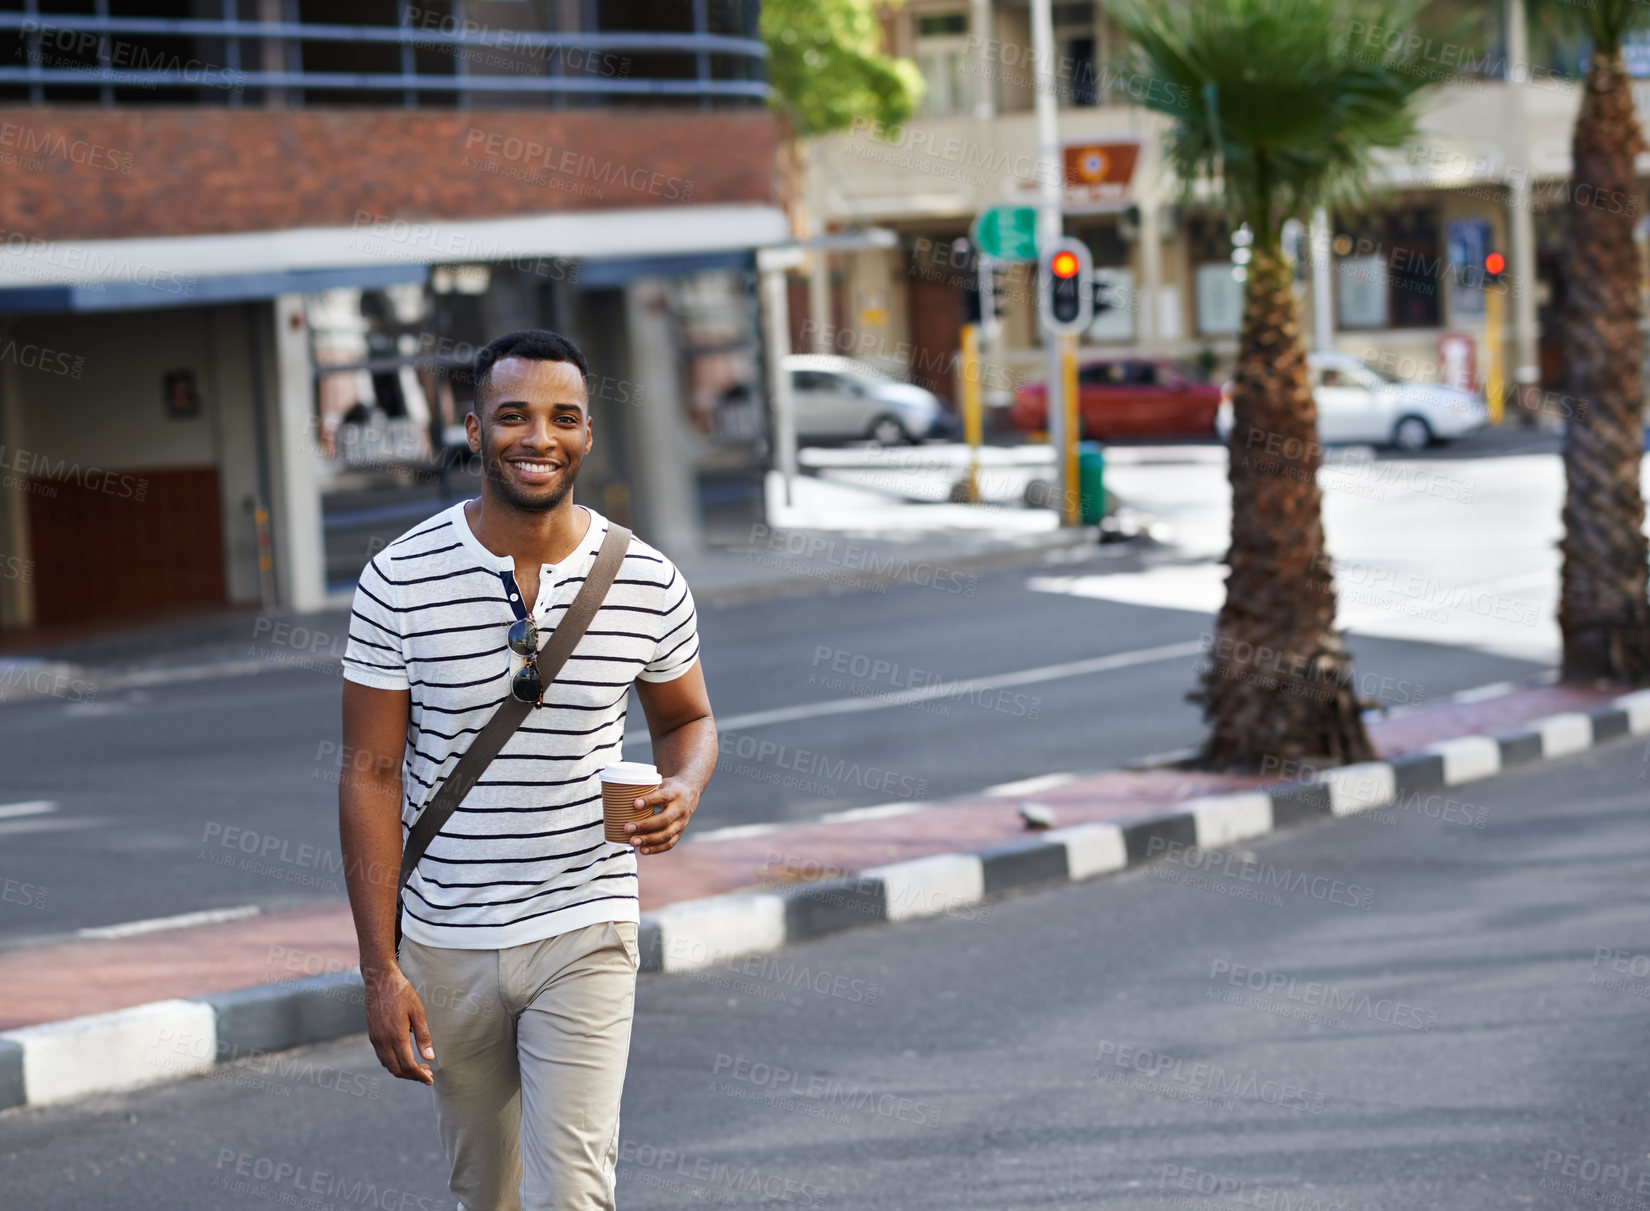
[341, 501, 700, 950]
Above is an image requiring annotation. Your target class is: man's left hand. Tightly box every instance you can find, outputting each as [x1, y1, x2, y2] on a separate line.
[625, 777, 700, 855]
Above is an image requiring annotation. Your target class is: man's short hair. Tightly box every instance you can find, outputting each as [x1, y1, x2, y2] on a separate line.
[473, 329, 590, 412]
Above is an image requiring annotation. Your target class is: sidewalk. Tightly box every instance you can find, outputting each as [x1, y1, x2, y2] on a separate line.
[0, 474, 1091, 700]
[0, 679, 1627, 1034]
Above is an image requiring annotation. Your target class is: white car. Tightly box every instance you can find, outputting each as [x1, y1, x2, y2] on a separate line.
[1216, 352, 1489, 452]
[783, 354, 944, 446]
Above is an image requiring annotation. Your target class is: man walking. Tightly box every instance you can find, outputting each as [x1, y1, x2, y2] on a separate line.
[338, 329, 717, 1211]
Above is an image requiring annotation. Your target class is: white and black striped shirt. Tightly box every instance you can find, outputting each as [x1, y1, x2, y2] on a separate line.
[341, 502, 700, 950]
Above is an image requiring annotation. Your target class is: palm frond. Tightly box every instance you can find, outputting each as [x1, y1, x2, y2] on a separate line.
[1110, 0, 1446, 251]
[1529, 0, 1646, 58]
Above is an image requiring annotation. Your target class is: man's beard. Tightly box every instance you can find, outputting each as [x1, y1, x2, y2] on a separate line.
[482, 448, 579, 514]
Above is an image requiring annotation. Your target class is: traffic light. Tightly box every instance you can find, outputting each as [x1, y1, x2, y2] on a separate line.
[1040, 237, 1092, 335]
[1482, 251, 1506, 289]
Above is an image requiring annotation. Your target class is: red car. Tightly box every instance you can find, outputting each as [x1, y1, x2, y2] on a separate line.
[1010, 357, 1222, 438]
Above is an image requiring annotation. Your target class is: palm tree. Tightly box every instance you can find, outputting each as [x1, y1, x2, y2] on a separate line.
[1549, 0, 1650, 683]
[1111, 0, 1434, 770]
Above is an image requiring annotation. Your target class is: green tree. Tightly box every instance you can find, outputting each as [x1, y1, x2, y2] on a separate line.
[1541, 0, 1650, 682]
[762, 0, 924, 139]
[760, 0, 924, 235]
[1112, 0, 1435, 770]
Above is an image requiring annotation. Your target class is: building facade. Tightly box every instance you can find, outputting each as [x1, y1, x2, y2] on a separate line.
[799, 0, 1645, 422]
[0, 0, 783, 632]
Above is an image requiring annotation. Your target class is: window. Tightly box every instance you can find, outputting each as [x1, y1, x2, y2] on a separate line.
[1052, 3, 1098, 106]
[915, 10, 971, 116]
[1334, 206, 1442, 330]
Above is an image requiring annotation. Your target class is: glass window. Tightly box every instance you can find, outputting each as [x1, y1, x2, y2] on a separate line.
[917, 13, 968, 36]
[1194, 263, 1244, 336]
[915, 10, 971, 116]
[1333, 207, 1441, 330]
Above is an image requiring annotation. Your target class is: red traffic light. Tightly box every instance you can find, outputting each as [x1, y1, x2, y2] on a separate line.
[1484, 252, 1505, 276]
[1050, 250, 1080, 279]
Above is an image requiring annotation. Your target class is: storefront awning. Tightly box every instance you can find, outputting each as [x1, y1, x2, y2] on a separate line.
[0, 202, 790, 313]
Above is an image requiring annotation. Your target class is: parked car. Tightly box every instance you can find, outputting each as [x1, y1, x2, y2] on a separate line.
[783, 355, 944, 446]
[1009, 357, 1222, 439]
[1215, 352, 1489, 451]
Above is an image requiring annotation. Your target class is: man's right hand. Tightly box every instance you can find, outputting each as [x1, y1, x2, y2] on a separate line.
[365, 964, 435, 1084]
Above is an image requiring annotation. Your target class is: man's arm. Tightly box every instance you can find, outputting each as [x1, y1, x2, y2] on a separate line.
[628, 661, 717, 855]
[339, 679, 434, 1084]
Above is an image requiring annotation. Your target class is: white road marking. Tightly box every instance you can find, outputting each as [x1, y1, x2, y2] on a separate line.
[0, 800, 56, 819]
[688, 821, 791, 844]
[816, 801, 927, 825]
[691, 800, 929, 844]
[985, 773, 1076, 798]
[627, 639, 1203, 743]
[0, 817, 102, 837]
[76, 904, 261, 940]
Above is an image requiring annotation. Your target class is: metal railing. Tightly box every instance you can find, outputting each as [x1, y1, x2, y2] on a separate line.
[0, 11, 769, 105]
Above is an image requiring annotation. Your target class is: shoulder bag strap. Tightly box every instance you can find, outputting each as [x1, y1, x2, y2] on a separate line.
[394, 521, 632, 954]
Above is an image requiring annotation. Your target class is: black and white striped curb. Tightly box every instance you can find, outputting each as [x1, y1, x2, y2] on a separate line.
[4, 689, 1646, 1112]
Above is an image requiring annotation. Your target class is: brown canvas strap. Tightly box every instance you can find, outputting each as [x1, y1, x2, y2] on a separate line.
[394, 521, 632, 954]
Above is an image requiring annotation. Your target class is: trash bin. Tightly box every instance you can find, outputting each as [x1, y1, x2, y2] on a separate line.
[1079, 442, 1106, 524]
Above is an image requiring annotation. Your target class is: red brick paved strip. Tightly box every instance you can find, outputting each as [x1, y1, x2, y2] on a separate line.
[0, 682, 1619, 1031]
[1364, 684, 1616, 756]
[0, 903, 358, 1031]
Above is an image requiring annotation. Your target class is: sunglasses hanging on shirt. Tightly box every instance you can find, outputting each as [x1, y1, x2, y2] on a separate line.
[508, 617, 545, 707]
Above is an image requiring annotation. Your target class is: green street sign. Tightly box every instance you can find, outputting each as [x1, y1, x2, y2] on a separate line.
[970, 205, 1039, 262]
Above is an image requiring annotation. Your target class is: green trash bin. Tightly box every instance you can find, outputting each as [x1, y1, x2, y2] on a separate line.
[1079, 442, 1106, 524]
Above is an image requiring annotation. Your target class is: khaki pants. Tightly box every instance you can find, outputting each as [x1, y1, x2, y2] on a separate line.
[400, 921, 640, 1211]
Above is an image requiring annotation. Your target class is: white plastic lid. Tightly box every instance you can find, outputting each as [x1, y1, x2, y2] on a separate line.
[600, 762, 659, 784]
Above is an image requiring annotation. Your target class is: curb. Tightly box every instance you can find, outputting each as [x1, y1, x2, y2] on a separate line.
[5, 688, 1647, 1112]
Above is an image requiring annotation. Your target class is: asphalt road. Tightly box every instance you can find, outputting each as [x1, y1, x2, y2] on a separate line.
[0, 435, 1583, 941]
[0, 538, 1539, 944]
[3, 724, 1645, 1210]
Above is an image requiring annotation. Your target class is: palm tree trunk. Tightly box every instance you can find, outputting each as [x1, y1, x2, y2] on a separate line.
[1559, 49, 1650, 684]
[1196, 247, 1374, 771]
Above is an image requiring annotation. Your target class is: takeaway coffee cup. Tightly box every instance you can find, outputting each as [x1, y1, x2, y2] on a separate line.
[601, 762, 662, 843]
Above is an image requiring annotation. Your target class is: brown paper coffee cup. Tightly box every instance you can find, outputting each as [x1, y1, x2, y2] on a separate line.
[601, 762, 661, 844]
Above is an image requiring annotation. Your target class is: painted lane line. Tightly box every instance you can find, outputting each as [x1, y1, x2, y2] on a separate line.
[985, 773, 1077, 798]
[0, 818, 102, 838]
[0, 801, 56, 820]
[76, 905, 261, 941]
[691, 800, 928, 844]
[628, 640, 1204, 744]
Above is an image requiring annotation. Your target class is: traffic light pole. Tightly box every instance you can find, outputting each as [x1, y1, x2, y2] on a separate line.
[961, 322, 983, 503]
[1061, 333, 1080, 526]
[1029, 0, 1069, 523]
[1485, 280, 1505, 425]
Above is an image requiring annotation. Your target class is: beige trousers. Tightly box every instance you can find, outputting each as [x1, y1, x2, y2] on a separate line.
[400, 921, 640, 1211]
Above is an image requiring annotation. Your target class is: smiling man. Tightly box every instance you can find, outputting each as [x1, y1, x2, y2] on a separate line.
[337, 329, 717, 1211]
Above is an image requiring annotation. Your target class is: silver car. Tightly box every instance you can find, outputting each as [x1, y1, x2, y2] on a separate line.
[1216, 352, 1489, 452]
[783, 355, 943, 446]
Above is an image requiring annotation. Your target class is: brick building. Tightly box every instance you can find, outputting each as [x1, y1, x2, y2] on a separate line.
[0, 0, 783, 631]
